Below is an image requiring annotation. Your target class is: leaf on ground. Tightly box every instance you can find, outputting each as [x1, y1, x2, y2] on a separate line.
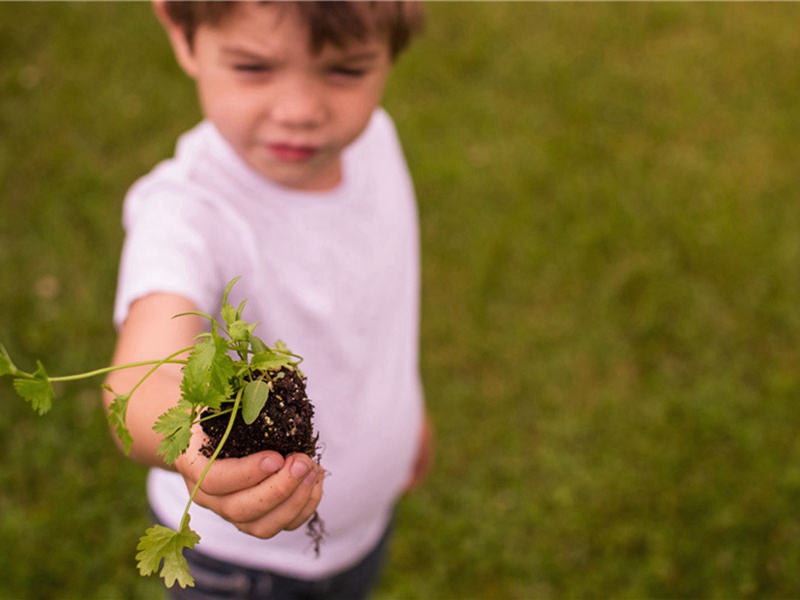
[242, 379, 270, 425]
[13, 362, 54, 415]
[136, 520, 200, 589]
[154, 401, 195, 464]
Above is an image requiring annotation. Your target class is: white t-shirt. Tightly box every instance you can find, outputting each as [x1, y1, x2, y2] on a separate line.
[114, 108, 424, 579]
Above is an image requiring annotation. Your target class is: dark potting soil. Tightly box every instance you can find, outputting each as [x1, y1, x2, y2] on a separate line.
[199, 367, 319, 460]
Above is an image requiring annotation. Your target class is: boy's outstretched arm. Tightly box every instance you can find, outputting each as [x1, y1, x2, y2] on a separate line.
[103, 292, 198, 467]
[102, 293, 323, 538]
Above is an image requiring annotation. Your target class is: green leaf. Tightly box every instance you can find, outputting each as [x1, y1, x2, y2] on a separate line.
[228, 320, 256, 344]
[154, 401, 195, 464]
[13, 362, 54, 415]
[221, 302, 237, 328]
[136, 520, 200, 589]
[0, 345, 18, 377]
[106, 388, 133, 454]
[251, 350, 292, 372]
[219, 277, 244, 328]
[274, 339, 290, 354]
[242, 379, 269, 425]
[180, 378, 226, 410]
[250, 335, 269, 355]
[172, 310, 215, 323]
[235, 299, 247, 321]
[181, 337, 235, 404]
[221, 276, 242, 306]
[183, 338, 218, 381]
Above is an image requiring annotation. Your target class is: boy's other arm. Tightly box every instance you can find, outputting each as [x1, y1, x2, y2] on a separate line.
[102, 293, 324, 538]
[404, 410, 434, 493]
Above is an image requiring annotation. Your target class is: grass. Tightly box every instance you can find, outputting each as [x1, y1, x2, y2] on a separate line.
[2, 2, 800, 598]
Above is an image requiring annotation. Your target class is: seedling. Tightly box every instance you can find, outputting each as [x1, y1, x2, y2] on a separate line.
[0, 277, 321, 589]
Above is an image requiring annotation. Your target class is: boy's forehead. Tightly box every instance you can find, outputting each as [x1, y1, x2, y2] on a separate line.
[218, 2, 392, 56]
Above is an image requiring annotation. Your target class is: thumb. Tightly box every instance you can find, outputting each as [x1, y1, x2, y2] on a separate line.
[182, 449, 286, 496]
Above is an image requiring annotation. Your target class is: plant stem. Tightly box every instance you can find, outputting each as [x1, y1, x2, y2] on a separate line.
[199, 408, 234, 423]
[44, 351, 192, 383]
[116, 347, 194, 399]
[179, 387, 243, 531]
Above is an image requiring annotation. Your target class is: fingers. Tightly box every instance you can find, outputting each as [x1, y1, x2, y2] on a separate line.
[189, 453, 325, 539]
[245, 459, 324, 538]
[284, 471, 324, 531]
[174, 425, 324, 540]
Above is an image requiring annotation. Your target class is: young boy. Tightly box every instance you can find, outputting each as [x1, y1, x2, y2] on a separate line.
[103, 2, 432, 598]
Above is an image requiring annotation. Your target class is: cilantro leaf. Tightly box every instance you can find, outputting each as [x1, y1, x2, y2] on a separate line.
[273, 340, 291, 355]
[13, 362, 54, 415]
[136, 520, 200, 589]
[154, 401, 195, 464]
[219, 276, 244, 327]
[250, 335, 269, 354]
[105, 388, 133, 454]
[180, 378, 226, 411]
[251, 350, 293, 372]
[242, 379, 270, 425]
[228, 319, 256, 344]
[182, 337, 235, 402]
[182, 338, 217, 382]
[221, 302, 237, 328]
[221, 276, 242, 306]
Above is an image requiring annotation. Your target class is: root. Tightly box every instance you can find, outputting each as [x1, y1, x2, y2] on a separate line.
[306, 511, 327, 557]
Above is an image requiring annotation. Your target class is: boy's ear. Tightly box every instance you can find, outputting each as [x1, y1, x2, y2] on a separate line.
[152, 0, 199, 79]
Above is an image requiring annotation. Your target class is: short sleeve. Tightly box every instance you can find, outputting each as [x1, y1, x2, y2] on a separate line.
[113, 181, 220, 329]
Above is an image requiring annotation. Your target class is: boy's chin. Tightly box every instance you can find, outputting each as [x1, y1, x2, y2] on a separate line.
[259, 162, 343, 192]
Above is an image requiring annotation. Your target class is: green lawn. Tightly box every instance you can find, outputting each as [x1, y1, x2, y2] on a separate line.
[2, 2, 800, 598]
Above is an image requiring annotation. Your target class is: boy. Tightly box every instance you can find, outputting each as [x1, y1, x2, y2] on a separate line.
[103, 2, 432, 598]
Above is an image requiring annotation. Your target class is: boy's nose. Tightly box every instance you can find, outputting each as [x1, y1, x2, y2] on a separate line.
[270, 82, 325, 130]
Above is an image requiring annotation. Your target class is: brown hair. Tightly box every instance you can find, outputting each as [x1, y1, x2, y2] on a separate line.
[161, 1, 424, 60]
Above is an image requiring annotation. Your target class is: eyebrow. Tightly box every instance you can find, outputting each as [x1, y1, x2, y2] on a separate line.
[219, 47, 271, 61]
[337, 50, 381, 62]
[219, 44, 382, 63]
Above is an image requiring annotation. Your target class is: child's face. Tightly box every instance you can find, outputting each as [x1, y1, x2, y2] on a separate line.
[169, 3, 392, 191]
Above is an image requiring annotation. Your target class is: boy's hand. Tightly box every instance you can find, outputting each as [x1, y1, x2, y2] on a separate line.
[175, 431, 324, 539]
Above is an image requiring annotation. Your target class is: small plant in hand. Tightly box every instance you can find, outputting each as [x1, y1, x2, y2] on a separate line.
[0, 277, 322, 589]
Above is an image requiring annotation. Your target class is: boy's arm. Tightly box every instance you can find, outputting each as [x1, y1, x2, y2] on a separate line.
[102, 292, 323, 538]
[404, 410, 434, 493]
[103, 292, 198, 468]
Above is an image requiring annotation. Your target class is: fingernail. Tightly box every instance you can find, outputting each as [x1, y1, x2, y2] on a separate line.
[290, 458, 311, 480]
[260, 456, 282, 474]
[303, 469, 318, 487]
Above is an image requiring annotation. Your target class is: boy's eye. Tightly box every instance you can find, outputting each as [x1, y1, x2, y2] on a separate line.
[329, 66, 368, 79]
[233, 63, 273, 74]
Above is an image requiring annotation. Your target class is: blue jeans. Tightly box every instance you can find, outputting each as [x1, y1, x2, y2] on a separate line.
[166, 522, 393, 600]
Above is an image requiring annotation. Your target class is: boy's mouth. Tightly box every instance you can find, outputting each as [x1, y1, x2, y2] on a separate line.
[267, 143, 318, 163]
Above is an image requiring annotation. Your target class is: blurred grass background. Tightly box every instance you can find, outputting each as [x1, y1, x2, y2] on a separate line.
[2, 2, 800, 598]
